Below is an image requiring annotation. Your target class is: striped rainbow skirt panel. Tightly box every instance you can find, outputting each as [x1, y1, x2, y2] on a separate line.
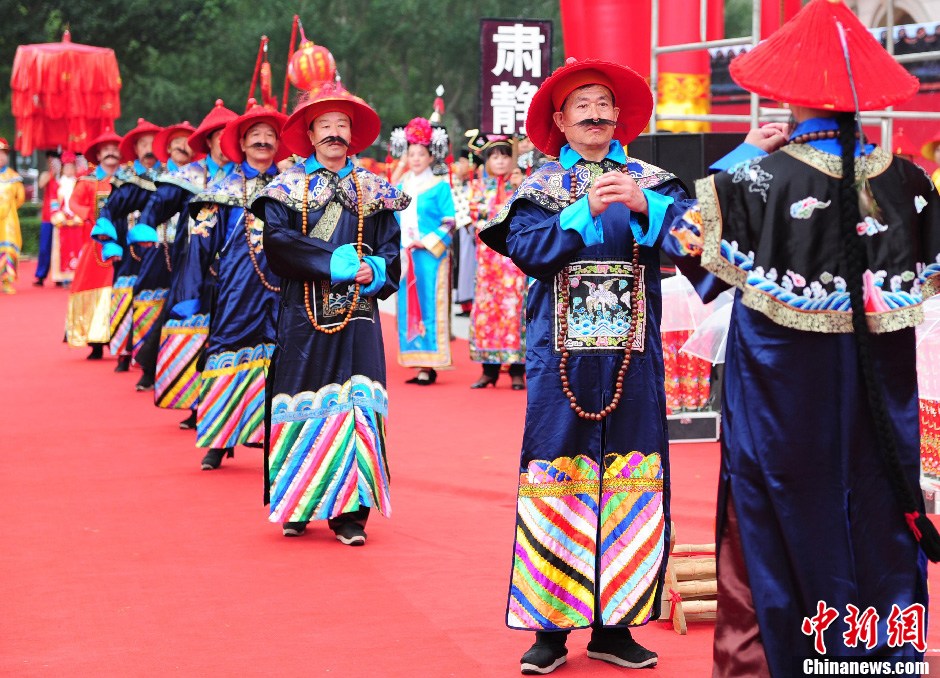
[268, 376, 391, 523]
[109, 275, 136, 355]
[155, 313, 209, 410]
[507, 451, 665, 630]
[196, 343, 274, 449]
[131, 287, 168, 358]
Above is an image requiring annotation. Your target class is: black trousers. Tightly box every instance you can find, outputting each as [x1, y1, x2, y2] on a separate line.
[327, 506, 370, 531]
[482, 363, 525, 378]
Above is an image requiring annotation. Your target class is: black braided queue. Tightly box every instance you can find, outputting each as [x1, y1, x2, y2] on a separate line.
[836, 112, 940, 561]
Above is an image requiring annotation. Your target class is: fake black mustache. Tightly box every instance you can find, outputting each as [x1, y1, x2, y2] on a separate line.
[317, 136, 349, 147]
[171, 148, 191, 158]
[101, 154, 121, 162]
[247, 142, 276, 151]
[574, 118, 617, 128]
[143, 152, 157, 160]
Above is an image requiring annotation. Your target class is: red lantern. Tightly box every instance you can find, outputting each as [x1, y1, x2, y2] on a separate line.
[287, 41, 336, 92]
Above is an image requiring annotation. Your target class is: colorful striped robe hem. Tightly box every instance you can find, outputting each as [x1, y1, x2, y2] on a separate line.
[109, 275, 136, 355]
[268, 376, 391, 523]
[155, 313, 209, 409]
[196, 343, 273, 449]
[507, 452, 665, 630]
[131, 287, 168, 358]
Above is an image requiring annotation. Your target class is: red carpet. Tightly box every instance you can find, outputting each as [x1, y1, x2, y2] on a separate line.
[0, 261, 935, 677]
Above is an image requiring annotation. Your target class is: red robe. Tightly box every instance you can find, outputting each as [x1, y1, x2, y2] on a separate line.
[66, 171, 114, 346]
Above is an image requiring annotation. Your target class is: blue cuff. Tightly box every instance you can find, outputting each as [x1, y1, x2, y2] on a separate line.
[630, 189, 675, 247]
[91, 217, 117, 242]
[559, 197, 604, 247]
[170, 299, 200, 319]
[360, 256, 387, 296]
[128, 223, 159, 245]
[709, 143, 767, 172]
[101, 241, 123, 261]
[330, 243, 361, 283]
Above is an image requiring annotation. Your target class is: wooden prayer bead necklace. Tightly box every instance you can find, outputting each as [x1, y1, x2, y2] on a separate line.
[301, 169, 365, 334]
[558, 167, 642, 421]
[129, 244, 141, 262]
[789, 129, 857, 145]
[161, 225, 172, 273]
[243, 175, 280, 293]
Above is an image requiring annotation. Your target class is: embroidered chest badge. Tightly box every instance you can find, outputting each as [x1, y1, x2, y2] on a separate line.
[915, 195, 927, 214]
[856, 216, 888, 237]
[554, 260, 646, 353]
[790, 197, 831, 219]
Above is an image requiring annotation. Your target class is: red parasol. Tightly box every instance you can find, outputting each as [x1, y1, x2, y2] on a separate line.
[10, 30, 121, 156]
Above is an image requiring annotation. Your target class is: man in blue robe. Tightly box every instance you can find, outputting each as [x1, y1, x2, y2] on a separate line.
[661, 2, 938, 675]
[252, 85, 408, 545]
[480, 58, 694, 674]
[175, 100, 287, 471]
[133, 102, 238, 429]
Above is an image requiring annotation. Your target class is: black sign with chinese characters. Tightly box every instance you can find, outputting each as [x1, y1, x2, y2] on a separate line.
[479, 19, 553, 136]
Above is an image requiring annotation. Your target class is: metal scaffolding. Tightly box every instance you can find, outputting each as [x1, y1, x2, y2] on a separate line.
[648, 0, 940, 139]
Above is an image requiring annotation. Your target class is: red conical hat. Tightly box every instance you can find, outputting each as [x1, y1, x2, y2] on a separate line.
[281, 83, 381, 157]
[189, 99, 239, 156]
[525, 57, 653, 157]
[220, 99, 288, 164]
[118, 118, 164, 163]
[85, 129, 123, 159]
[153, 121, 200, 164]
[730, 0, 919, 112]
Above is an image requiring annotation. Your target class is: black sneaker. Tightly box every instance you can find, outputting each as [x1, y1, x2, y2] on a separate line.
[200, 448, 232, 470]
[179, 412, 197, 430]
[282, 522, 307, 537]
[135, 374, 154, 391]
[334, 522, 367, 546]
[586, 631, 657, 669]
[520, 639, 568, 675]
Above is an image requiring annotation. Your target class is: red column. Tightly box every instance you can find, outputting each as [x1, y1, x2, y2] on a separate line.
[762, 0, 803, 38]
[561, 0, 726, 132]
[560, 0, 652, 77]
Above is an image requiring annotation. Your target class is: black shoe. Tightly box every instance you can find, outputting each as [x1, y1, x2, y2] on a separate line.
[406, 368, 438, 385]
[87, 345, 104, 360]
[114, 356, 131, 372]
[511, 375, 526, 391]
[179, 412, 197, 430]
[282, 522, 307, 537]
[586, 631, 657, 669]
[470, 373, 498, 389]
[200, 447, 233, 470]
[33, 278, 44, 287]
[520, 639, 568, 675]
[334, 522, 367, 546]
[135, 374, 154, 391]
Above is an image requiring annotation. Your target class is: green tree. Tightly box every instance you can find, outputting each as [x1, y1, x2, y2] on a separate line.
[2, 0, 562, 157]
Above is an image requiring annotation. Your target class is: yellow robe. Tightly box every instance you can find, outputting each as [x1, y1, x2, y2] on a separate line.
[0, 166, 26, 286]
